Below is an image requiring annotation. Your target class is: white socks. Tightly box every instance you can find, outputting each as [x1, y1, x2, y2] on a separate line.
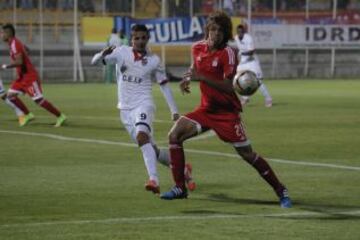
[157, 148, 170, 167]
[4, 97, 24, 116]
[140, 143, 159, 184]
[259, 83, 272, 100]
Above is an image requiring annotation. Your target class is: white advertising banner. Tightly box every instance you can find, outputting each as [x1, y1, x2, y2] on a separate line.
[251, 24, 360, 49]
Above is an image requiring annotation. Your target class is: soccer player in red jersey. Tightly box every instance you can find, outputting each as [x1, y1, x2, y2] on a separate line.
[160, 11, 292, 208]
[0, 23, 66, 127]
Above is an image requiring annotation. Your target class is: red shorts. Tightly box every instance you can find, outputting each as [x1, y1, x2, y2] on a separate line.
[185, 107, 250, 146]
[10, 75, 43, 100]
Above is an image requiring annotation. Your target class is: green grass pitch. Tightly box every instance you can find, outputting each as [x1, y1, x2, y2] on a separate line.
[0, 80, 359, 240]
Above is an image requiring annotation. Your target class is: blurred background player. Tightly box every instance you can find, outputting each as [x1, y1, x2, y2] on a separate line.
[0, 73, 26, 124]
[232, 23, 273, 107]
[160, 11, 291, 208]
[91, 24, 195, 195]
[1, 23, 66, 127]
[119, 29, 129, 46]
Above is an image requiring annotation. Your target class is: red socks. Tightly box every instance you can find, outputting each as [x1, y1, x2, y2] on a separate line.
[169, 143, 186, 190]
[36, 98, 61, 117]
[251, 154, 285, 197]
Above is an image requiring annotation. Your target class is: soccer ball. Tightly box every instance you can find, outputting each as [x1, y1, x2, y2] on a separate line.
[232, 70, 260, 96]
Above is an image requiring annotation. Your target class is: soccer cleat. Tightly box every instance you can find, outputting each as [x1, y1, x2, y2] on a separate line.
[19, 112, 35, 127]
[160, 186, 188, 200]
[265, 98, 273, 108]
[18, 115, 25, 125]
[54, 113, 67, 127]
[280, 197, 292, 208]
[184, 163, 196, 191]
[279, 188, 292, 208]
[145, 180, 160, 195]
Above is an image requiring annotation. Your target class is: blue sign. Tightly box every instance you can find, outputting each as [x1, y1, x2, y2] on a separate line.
[114, 16, 208, 44]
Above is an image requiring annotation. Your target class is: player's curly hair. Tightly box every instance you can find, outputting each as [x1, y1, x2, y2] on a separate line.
[204, 11, 233, 48]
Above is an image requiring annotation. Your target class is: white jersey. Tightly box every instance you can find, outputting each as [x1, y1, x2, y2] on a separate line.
[234, 33, 259, 64]
[234, 33, 263, 79]
[104, 45, 167, 110]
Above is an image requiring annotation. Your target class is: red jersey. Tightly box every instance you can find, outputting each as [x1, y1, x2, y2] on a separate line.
[192, 40, 241, 113]
[9, 37, 38, 80]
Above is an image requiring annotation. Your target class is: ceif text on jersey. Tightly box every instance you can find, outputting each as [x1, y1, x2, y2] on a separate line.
[122, 74, 143, 84]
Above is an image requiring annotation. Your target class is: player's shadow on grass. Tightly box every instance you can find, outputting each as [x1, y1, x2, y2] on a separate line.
[290, 200, 360, 221]
[196, 193, 279, 206]
[188, 194, 360, 221]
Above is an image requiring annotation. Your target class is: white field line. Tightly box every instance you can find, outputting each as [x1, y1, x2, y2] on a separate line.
[0, 129, 137, 147]
[1, 130, 360, 171]
[1, 209, 360, 228]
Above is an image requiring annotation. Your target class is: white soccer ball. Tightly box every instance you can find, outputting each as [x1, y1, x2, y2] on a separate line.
[232, 70, 260, 96]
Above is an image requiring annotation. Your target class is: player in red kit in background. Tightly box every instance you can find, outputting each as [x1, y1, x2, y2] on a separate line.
[0, 23, 66, 127]
[160, 11, 292, 208]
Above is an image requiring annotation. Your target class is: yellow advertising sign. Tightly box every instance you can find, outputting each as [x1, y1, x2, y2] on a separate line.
[231, 17, 246, 35]
[82, 17, 113, 45]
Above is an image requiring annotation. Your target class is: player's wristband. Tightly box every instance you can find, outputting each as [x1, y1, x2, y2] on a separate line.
[1, 64, 8, 69]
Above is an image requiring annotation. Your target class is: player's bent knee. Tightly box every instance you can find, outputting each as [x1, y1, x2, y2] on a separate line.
[136, 131, 150, 146]
[34, 97, 44, 104]
[168, 130, 182, 145]
[168, 117, 195, 144]
[6, 92, 16, 99]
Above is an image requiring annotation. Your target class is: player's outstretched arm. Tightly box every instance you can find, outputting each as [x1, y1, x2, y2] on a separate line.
[1, 53, 24, 70]
[91, 46, 116, 65]
[227, 40, 237, 49]
[91, 52, 103, 65]
[159, 82, 179, 121]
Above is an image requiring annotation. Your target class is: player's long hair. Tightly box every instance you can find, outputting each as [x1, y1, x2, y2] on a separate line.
[204, 11, 233, 48]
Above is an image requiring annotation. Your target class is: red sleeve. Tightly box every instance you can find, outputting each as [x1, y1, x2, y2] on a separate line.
[11, 39, 24, 56]
[221, 47, 237, 80]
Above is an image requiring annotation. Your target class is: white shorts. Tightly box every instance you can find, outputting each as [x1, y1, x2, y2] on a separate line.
[0, 79, 5, 95]
[120, 105, 155, 144]
[237, 60, 263, 80]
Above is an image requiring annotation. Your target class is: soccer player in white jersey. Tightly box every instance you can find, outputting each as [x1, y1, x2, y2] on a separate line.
[0, 73, 26, 123]
[232, 24, 273, 107]
[91, 24, 195, 195]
